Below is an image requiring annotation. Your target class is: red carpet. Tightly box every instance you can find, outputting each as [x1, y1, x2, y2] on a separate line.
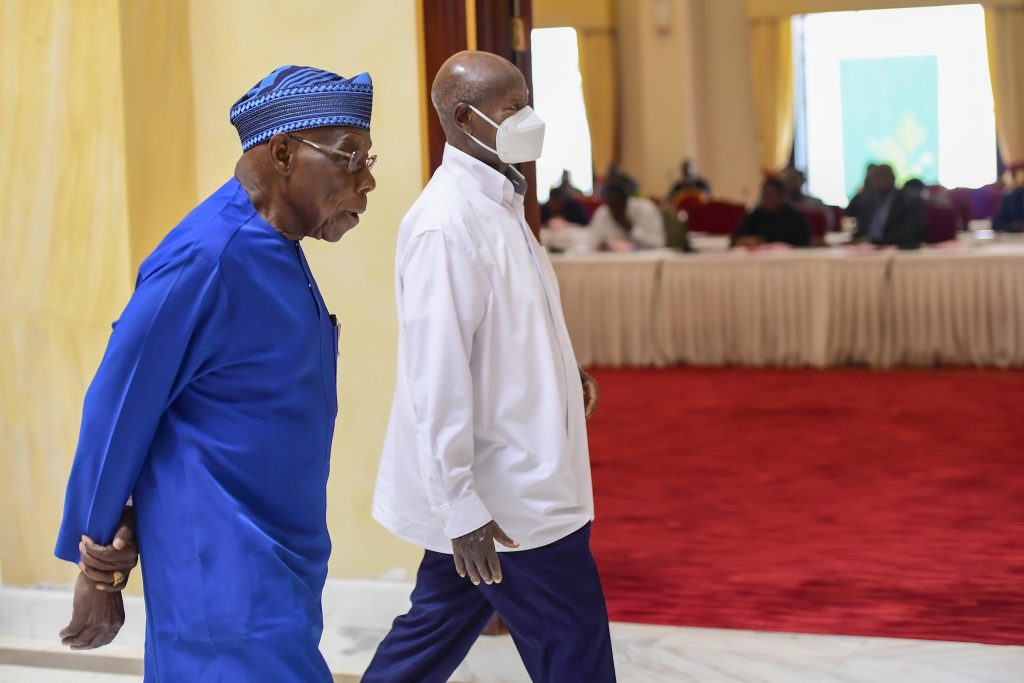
[586, 368, 1024, 645]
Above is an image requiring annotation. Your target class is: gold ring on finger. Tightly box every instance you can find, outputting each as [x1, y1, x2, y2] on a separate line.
[112, 571, 125, 587]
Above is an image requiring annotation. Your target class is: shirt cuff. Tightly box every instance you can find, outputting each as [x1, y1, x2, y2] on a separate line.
[439, 493, 492, 539]
[54, 529, 83, 564]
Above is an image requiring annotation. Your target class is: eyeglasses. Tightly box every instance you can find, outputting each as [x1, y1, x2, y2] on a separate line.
[287, 134, 378, 173]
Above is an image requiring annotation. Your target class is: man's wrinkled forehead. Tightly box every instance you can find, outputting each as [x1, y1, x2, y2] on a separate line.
[473, 70, 528, 108]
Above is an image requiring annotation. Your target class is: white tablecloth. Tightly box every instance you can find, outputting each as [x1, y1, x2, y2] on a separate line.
[888, 247, 1024, 367]
[551, 252, 664, 366]
[550, 246, 1024, 368]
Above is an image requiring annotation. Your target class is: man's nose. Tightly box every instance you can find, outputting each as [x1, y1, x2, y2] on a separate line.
[358, 167, 376, 194]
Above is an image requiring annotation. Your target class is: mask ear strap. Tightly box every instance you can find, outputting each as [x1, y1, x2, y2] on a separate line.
[465, 132, 500, 157]
[467, 104, 500, 129]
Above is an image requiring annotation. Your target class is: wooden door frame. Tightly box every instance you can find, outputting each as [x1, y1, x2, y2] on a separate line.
[420, 0, 540, 233]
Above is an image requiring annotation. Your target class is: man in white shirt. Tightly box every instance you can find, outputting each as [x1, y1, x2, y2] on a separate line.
[364, 51, 616, 683]
[588, 181, 666, 249]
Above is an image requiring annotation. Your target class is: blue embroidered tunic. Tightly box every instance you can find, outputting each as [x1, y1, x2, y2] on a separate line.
[55, 178, 338, 682]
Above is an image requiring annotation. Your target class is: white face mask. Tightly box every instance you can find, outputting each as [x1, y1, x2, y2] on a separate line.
[464, 104, 546, 164]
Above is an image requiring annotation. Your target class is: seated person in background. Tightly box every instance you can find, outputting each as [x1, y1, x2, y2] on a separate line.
[600, 163, 639, 197]
[555, 169, 584, 198]
[846, 163, 879, 218]
[780, 167, 834, 231]
[732, 177, 811, 248]
[541, 187, 589, 226]
[667, 158, 711, 199]
[993, 182, 1024, 232]
[589, 181, 666, 249]
[903, 178, 952, 208]
[849, 164, 927, 249]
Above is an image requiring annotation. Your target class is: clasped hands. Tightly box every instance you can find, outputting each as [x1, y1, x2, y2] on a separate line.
[60, 507, 139, 650]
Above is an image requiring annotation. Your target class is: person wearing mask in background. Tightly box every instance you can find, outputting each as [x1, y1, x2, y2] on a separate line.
[732, 177, 812, 248]
[667, 158, 712, 199]
[850, 164, 927, 249]
[55, 65, 377, 682]
[365, 50, 615, 683]
[589, 181, 666, 250]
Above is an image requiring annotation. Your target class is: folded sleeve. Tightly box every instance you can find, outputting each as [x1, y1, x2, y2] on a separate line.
[399, 229, 493, 539]
[54, 250, 227, 563]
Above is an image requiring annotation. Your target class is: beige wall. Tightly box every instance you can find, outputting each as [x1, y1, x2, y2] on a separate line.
[119, 0, 198, 271]
[615, 0, 765, 203]
[535, 0, 614, 30]
[534, 0, 761, 203]
[187, 0, 424, 581]
[1, 0, 133, 585]
[616, 0, 705, 196]
[698, 0, 766, 205]
[1, 0, 424, 585]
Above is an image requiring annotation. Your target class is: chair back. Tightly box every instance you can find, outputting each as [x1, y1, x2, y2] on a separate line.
[799, 208, 828, 241]
[687, 200, 747, 235]
[927, 204, 958, 243]
[674, 190, 708, 212]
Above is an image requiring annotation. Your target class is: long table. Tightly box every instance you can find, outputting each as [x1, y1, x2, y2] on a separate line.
[550, 246, 1024, 368]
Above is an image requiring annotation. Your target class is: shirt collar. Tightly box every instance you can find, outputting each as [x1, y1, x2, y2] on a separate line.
[441, 143, 527, 206]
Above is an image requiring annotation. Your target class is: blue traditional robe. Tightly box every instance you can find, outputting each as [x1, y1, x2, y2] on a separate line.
[55, 178, 338, 682]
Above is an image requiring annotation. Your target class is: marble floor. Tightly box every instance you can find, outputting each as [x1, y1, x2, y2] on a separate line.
[1, 581, 1022, 682]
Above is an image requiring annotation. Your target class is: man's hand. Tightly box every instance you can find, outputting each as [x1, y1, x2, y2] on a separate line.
[452, 521, 519, 586]
[59, 572, 125, 650]
[734, 235, 766, 249]
[580, 367, 599, 419]
[79, 507, 138, 592]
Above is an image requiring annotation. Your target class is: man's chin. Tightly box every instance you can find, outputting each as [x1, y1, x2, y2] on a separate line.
[315, 213, 359, 242]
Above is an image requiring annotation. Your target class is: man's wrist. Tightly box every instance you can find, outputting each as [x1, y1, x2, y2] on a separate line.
[440, 493, 491, 539]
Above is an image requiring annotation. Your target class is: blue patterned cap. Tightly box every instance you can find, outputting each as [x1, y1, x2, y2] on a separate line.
[230, 66, 373, 151]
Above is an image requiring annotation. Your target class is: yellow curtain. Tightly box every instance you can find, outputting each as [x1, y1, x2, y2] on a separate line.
[985, 4, 1024, 169]
[577, 28, 619, 176]
[0, 0, 134, 585]
[749, 17, 794, 173]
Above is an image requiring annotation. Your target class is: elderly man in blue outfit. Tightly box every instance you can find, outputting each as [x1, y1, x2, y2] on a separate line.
[365, 51, 617, 683]
[54, 65, 376, 682]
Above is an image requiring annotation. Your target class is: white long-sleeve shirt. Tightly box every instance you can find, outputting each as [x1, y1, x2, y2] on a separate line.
[373, 144, 594, 554]
[589, 196, 666, 248]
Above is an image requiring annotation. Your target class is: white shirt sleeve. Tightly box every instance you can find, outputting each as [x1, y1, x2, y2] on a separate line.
[398, 229, 494, 539]
[629, 198, 667, 248]
[588, 205, 625, 245]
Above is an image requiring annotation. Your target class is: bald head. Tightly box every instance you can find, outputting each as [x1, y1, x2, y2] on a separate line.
[431, 50, 528, 146]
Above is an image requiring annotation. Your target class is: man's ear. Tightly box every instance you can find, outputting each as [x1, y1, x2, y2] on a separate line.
[267, 133, 295, 176]
[453, 103, 473, 135]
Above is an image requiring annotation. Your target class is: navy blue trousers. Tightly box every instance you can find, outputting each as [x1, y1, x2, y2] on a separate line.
[362, 523, 616, 683]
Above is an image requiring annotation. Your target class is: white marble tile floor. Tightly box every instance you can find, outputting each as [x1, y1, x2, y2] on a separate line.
[2, 580, 1022, 682]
